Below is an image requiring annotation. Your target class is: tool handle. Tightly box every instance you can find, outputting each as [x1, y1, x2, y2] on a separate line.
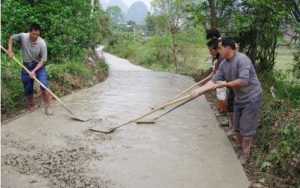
[173, 74, 212, 99]
[1, 45, 76, 116]
[113, 94, 192, 130]
[153, 97, 194, 121]
[133, 83, 217, 123]
[110, 84, 218, 132]
[150, 74, 212, 110]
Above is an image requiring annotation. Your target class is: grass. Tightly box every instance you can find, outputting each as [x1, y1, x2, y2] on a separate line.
[1, 52, 108, 120]
[275, 46, 296, 71]
[192, 45, 298, 77]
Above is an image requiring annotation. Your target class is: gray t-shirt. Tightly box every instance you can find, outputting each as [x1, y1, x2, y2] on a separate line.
[213, 54, 224, 74]
[12, 32, 47, 63]
[211, 52, 262, 103]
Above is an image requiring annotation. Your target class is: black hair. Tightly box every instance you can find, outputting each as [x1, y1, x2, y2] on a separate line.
[206, 28, 220, 40]
[29, 23, 41, 32]
[206, 38, 219, 50]
[220, 36, 236, 50]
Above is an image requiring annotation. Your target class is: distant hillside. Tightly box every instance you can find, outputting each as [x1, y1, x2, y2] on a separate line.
[125, 1, 148, 24]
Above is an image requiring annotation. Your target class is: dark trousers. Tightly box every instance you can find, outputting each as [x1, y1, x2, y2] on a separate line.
[21, 61, 48, 96]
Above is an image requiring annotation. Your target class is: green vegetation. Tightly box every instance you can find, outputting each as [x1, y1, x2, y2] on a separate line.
[105, 1, 299, 186]
[253, 73, 300, 186]
[1, 0, 299, 186]
[1, 0, 110, 118]
[1, 52, 108, 117]
[106, 27, 208, 74]
[1, 0, 110, 61]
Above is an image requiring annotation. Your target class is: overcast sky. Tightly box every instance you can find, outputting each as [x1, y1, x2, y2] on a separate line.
[104, 0, 152, 10]
[123, 0, 152, 9]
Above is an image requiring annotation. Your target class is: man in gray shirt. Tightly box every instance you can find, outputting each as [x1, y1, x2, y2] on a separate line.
[192, 36, 262, 165]
[8, 23, 53, 115]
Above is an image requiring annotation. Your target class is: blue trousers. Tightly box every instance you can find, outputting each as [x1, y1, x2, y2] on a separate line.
[21, 61, 48, 96]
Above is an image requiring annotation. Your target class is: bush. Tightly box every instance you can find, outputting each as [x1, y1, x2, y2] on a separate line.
[106, 32, 140, 59]
[1, 52, 108, 117]
[1, 55, 25, 113]
[272, 71, 300, 107]
[1, 0, 109, 62]
[252, 73, 300, 186]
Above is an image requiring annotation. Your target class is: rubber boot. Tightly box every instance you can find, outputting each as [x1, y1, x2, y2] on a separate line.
[42, 91, 53, 115]
[217, 100, 227, 114]
[234, 133, 243, 157]
[24, 95, 34, 110]
[239, 136, 253, 165]
[226, 112, 236, 140]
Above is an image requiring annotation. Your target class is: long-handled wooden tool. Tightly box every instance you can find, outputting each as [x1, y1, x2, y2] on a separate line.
[1, 45, 90, 122]
[90, 84, 217, 134]
[90, 94, 192, 134]
[150, 74, 212, 110]
[136, 97, 194, 124]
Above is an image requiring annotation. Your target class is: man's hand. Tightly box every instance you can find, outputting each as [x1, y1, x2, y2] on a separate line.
[191, 88, 204, 99]
[8, 51, 14, 58]
[29, 71, 36, 79]
[216, 81, 228, 88]
[193, 80, 218, 98]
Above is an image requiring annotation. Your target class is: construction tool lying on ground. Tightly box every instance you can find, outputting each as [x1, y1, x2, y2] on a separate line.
[150, 74, 212, 110]
[1, 45, 90, 122]
[89, 83, 217, 134]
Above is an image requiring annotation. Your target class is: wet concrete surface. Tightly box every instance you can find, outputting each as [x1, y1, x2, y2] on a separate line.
[1, 50, 249, 187]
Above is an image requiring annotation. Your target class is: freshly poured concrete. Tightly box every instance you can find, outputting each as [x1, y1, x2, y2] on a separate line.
[1, 51, 249, 188]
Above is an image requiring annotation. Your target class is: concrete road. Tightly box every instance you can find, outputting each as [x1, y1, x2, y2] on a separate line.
[1, 51, 249, 188]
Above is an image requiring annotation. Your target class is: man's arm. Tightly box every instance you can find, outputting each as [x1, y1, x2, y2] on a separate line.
[29, 43, 47, 78]
[28, 60, 45, 78]
[218, 79, 247, 89]
[191, 80, 219, 98]
[28, 60, 46, 79]
[8, 36, 15, 58]
[32, 61, 45, 72]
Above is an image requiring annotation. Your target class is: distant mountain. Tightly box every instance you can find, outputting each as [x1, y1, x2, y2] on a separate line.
[100, 0, 128, 14]
[125, 1, 148, 25]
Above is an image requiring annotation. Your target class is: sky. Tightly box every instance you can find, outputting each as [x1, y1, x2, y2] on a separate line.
[102, 0, 152, 10]
[123, 0, 152, 9]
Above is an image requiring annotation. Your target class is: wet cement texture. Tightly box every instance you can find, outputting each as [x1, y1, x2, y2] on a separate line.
[1, 48, 249, 188]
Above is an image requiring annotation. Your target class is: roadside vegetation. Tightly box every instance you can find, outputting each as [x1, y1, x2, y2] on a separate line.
[1, 0, 110, 120]
[105, 0, 300, 186]
[1, 0, 299, 186]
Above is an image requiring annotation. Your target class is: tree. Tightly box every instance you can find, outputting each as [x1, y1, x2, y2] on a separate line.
[145, 13, 169, 35]
[1, 0, 110, 61]
[106, 6, 124, 26]
[290, 0, 300, 80]
[188, 0, 293, 73]
[152, 0, 193, 73]
[208, 0, 217, 28]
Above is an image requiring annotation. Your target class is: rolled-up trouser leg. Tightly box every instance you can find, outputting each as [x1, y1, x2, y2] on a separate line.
[24, 95, 34, 109]
[36, 66, 53, 115]
[21, 65, 35, 109]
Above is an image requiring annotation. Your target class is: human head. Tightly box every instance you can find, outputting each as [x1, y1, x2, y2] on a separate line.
[206, 38, 219, 57]
[206, 28, 221, 40]
[29, 23, 41, 42]
[218, 36, 236, 58]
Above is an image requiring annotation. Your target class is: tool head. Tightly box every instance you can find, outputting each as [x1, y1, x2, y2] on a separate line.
[70, 115, 91, 122]
[88, 119, 119, 134]
[89, 125, 115, 134]
[135, 120, 156, 124]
